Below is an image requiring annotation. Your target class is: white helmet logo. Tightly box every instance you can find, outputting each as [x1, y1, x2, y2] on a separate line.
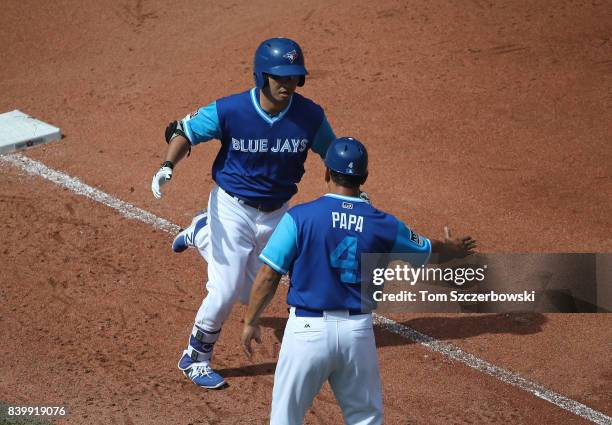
[283, 50, 298, 63]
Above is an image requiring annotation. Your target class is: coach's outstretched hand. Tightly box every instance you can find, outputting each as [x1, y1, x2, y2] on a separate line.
[431, 226, 477, 262]
[443, 225, 477, 258]
[151, 163, 173, 199]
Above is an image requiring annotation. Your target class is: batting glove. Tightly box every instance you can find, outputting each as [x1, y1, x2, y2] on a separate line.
[359, 191, 372, 205]
[151, 161, 174, 199]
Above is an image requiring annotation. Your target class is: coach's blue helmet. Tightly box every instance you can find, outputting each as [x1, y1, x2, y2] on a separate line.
[253, 38, 308, 89]
[325, 137, 368, 177]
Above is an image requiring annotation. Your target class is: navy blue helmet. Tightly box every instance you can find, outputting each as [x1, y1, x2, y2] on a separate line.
[253, 38, 308, 89]
[325, 137, 368, 177]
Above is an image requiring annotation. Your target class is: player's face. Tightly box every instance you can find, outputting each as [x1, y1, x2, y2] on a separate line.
[266, 74, 299, 102]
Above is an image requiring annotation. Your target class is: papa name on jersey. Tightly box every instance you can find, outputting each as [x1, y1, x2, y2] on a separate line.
[232, 138, 308, 153]
[332, 212, 364, 233]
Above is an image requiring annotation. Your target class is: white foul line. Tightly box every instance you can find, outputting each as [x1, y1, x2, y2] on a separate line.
[2, 152, 611, 425]
[373, 314, 612, 425]
[1, 153, 180, 235]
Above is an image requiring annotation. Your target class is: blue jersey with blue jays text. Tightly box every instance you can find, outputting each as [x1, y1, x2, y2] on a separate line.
[181, 88, 335, 205]
[259, 194, 432, 312]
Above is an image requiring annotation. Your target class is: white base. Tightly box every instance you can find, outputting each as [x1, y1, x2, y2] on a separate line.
[0, 110, 61, 154]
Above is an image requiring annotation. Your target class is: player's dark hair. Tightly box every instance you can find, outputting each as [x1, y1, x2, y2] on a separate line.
[329, 170, 365, 189]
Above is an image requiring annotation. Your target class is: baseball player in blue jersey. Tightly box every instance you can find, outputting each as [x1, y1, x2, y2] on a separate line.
[241, 137, 477, 424]
[150, 38, 337, 389]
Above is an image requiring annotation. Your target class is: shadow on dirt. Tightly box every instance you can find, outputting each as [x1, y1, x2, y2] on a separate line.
[375, 312, 547, 347]
[258, 316, 288, 343]
[216, 362, 277, 378]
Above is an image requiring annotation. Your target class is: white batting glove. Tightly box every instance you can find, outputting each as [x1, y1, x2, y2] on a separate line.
[359, 191, 372, 205]
[151, 162, 173, 199]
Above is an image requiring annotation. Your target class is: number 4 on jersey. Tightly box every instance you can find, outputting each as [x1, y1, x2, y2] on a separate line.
[330, 236, 359, 284]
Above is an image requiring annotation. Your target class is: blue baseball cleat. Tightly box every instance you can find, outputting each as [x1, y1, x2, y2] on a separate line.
[178, 353, 225, 389]
[172, 210, 208, 253]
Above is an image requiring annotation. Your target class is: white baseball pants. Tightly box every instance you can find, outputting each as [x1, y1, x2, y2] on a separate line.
[193, 185, 287, 331]
[270, 309, 383, 425]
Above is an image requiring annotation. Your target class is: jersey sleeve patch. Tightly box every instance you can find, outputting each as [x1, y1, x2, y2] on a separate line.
[181, 101, 221, 145]
[410, 229, 424, 247]
[259, 213, 299, 274]
[391, 220, 432, 267]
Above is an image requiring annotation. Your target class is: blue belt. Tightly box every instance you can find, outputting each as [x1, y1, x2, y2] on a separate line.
[224, 189, 284, 212]
[294, 307, 366, 317]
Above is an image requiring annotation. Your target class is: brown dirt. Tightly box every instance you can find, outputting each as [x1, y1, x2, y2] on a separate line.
[1, 0, 610, 424]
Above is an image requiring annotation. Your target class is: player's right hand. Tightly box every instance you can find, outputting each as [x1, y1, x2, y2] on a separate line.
[151, 165, 173, 199]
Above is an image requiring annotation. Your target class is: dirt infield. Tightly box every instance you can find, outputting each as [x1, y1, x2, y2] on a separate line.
[1, 0, 610, 424]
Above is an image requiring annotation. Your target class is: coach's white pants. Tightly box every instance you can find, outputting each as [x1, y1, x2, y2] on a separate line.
[193, 185, 287, 331]
[271, 309, 383, 425]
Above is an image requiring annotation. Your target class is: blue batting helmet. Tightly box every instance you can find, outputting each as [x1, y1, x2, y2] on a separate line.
[253, 38, 308, 89]
[325, 137, 368, 177]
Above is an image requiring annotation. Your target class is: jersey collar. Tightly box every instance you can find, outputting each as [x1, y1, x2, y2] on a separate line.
[323, 193, 367, 202]
[250, 88, 293, 126]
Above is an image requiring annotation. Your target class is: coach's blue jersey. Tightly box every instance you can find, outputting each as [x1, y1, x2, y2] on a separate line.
[260, 194, 432, 312]
[181, 89, 335, 205]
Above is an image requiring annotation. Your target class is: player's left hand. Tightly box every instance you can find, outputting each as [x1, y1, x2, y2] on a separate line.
[151, 165, 173, 199]
[241, 324, 262, 359]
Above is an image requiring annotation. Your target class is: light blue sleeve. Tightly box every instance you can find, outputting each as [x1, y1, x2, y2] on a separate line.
[310, 115, 336, 159]
[259, 213, 298, 274]
[391, 220, 432, 267]
[181, 101, 222, 145]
